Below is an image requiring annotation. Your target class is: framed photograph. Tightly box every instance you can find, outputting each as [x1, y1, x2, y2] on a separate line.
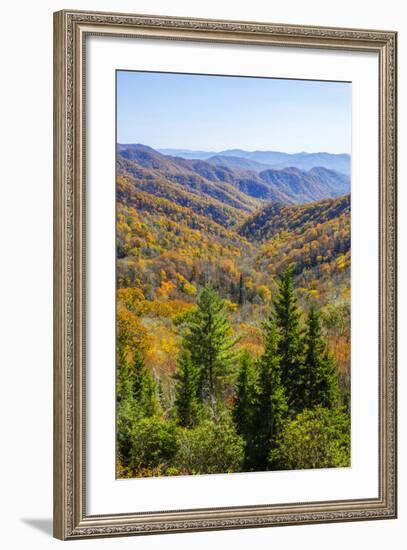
[53, 9, 397, 540]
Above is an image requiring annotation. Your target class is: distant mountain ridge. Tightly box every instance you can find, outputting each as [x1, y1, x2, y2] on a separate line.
[206, 155, 272, 173]
[158, 147, 351, 175]
[118, 144, 350, 213]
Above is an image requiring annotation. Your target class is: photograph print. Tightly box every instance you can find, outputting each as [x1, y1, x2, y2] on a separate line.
[116, 70, 351, 479]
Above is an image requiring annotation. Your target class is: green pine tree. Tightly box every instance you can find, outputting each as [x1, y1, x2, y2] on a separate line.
[183, 283, 237, 409]
[174, 350, 200, 428]
[131, 350, 146, 403]
[131, 350, 161, 417]
[272, 266, 305, 416]
[303, 305, 339, 409]
[253, 320, 288, 470]
[117, 356, 132, 403]
[232, 352, 259, 468]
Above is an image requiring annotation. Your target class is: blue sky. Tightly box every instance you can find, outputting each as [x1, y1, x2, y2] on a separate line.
[117, 70, 351, 154]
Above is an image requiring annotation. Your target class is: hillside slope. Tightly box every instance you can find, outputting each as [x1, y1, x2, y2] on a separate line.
[240, 194, 350, 241]
[258, 167, 349, 204]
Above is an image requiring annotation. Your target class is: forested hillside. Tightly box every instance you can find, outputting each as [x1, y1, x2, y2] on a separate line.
[116, 145, 351, 478]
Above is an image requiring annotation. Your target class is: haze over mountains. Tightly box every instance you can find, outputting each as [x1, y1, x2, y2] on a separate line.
[158, 147, 351, 176]
[118, 144, 350, 216]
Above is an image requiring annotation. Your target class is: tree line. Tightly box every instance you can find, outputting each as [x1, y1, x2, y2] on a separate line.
[117, 267, 350, 477]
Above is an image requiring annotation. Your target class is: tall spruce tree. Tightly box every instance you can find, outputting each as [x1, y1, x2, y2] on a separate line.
[273, 266, 305, 416]
[131, 350, 146, 403]
[117, 356, 131, 403]
[253, 320, 288, 470]
[233, 352, 259, 468]
[303, 306, 339, 409]
[182, 283, 236, 408]
[131, 350, 161, 417]
[174, 350, 200, 428]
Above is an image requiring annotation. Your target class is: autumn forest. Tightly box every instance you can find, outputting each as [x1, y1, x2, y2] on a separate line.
[115, 142, 351, 478]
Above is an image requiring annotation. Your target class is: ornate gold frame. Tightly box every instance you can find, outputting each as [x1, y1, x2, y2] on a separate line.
[53, 9, 397, 540]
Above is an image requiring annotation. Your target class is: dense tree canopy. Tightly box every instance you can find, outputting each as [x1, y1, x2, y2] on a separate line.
[117, 270, 349, 477]
[116, 146, 351, 478]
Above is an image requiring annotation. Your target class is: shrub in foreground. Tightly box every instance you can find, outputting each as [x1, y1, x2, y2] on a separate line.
[174, 413, 244, 475]
[269, 406, 350, 470]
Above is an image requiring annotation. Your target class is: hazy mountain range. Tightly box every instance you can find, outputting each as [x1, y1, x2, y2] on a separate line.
[158, 147, 351, 176]
[118, 144, 350, 217]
